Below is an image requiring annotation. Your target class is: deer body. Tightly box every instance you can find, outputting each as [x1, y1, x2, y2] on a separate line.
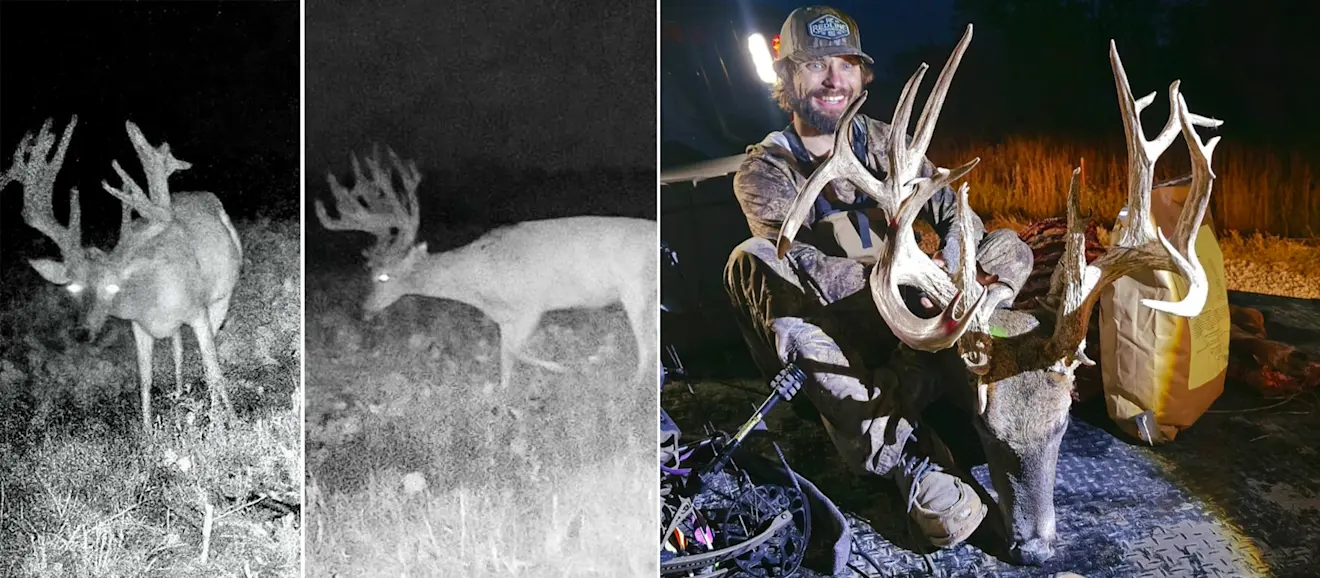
[315, 148, 656, 390]
[83, 191, 243, 429]
[11, 117, 242, 429]
[371, 216, 657, 389]
[88, 193, 242, 337]
[773, 25, 1223, 565]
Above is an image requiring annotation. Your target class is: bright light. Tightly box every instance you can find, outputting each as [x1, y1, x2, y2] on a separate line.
[747, 33, 777, 85]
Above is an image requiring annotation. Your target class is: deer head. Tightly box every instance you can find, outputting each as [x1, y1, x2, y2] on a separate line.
[776, 26, 1223, 565]
[15, 118, 165, 335]
[314, 146, 423, 317]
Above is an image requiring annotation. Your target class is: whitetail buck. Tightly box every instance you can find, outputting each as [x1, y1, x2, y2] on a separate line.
[315, 148, 658, 390]
[776, 25, 1222, 565]
[11, 117, 244, 430]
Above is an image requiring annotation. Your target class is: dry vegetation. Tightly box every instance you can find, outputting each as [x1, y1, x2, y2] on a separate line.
[935, 137, 1320, 299]
[304, 267, 657, 577]
[0, 217, 302, 578]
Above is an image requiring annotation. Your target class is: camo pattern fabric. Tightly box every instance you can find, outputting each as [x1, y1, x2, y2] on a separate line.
[723, 117, 1035, 477]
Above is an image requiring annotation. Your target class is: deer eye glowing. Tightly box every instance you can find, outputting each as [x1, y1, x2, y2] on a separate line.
[105, 284, 121, 295]
[376, 273, 390, 283]
[66, 283, 84, 294]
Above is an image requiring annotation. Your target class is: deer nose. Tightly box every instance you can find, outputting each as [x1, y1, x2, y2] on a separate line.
[1009, 538, 1055, 566]
[71, 327, 93, 344]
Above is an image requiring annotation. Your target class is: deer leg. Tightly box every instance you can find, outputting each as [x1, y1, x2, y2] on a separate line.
[172, 331, 185, 396]
[621, 288, 655, 385]
[208, 295, 233, 335]
[189, 314, 233, 423]
[131, 323, 156, 431]
[497, 312, 561, 388]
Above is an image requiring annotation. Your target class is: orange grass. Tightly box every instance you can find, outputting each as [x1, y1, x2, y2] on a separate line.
[932, 136, 1320, 239]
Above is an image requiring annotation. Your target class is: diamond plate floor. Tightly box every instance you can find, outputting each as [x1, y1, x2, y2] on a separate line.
[662, 291, 1320, 577]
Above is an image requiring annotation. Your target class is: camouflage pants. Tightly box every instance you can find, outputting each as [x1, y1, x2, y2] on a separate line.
[723, 231, 1032, 477]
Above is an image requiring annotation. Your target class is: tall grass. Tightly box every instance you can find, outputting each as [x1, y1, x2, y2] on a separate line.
[933, 137, 1320, 238]
[304, 265, 657, 577]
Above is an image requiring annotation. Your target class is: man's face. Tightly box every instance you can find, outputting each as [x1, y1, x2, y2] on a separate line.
[788, 55, 865, 134]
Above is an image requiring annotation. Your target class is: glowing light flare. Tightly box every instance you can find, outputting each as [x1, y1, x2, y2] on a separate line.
[747, 33, 777, 84]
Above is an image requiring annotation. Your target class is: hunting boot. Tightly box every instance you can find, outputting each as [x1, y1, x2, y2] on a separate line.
[891, 425, 987, 548]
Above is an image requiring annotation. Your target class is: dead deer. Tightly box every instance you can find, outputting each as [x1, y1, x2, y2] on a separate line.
[775, 25, 1222, 565]
[314, 147, 658, 390]
[12, 117, 244, 430]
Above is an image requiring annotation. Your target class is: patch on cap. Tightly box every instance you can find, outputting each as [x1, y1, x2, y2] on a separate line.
[807, 14, 850, 40]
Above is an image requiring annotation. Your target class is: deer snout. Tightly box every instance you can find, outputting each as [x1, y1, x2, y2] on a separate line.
[1008, 537, 1055, 566]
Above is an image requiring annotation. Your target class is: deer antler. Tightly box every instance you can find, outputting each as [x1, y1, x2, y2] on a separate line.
[101, 120, 185, 224]
[13, 116, 87, 272]
[315, 146, 422, 268]
[1048, 41, 1223, 364]
[775, 24, 992, 352]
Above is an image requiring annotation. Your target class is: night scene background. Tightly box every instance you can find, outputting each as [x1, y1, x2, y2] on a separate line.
[304, 0, 657, 575]
[661, 1, 1320, 577]
[661, 0, 1320, 370]
[0, 1, 302, 575]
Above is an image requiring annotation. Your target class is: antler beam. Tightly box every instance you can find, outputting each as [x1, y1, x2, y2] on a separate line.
[13, 116, 86, 271]
[315, 146, 422, 267]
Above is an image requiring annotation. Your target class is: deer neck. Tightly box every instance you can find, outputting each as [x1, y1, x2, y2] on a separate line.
[406, 246, 501, 313]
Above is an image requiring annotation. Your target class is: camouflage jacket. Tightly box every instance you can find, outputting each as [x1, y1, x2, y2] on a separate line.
[732, 114, 985, 305]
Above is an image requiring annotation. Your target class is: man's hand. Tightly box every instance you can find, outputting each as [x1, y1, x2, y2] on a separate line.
[919, 250, 1000, 313]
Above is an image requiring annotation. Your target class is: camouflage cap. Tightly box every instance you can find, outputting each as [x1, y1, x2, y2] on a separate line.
[774, 6, 874, 71]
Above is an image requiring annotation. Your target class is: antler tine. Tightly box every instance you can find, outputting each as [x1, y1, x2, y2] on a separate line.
[1049, 43, 1223, 362]
[123, 120, 190, 209]
[952, 181, 994, 374]
[909, 24, 974, 168]
[774, 92, 887, 259]
[1168, 93, 1223, 255]
[14, 116, 87, 267]
[1109, 40, 1181, 249]
[102, 158, 172, 223]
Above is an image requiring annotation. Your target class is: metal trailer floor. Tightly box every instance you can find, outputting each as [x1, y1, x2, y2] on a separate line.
[662, 290, 1320, 578]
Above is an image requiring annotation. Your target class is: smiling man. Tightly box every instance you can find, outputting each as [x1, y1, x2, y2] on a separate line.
[723, 5, 1033, 550]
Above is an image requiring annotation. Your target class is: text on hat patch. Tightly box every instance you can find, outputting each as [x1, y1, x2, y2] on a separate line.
[808, 14, 850, 40]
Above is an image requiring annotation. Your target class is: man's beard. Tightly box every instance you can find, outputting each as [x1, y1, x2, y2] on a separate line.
[789, 88, 853, 134]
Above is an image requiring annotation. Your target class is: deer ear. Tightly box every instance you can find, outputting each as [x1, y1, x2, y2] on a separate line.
[29, 259, 71, 285]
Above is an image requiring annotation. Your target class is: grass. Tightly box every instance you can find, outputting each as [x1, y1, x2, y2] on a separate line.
[304, 265, 657, 577]
[933, 136, 1320, 239]
[0, 217, 303, 578]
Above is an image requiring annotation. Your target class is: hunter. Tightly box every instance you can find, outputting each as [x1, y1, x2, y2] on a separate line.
[724, 5, 1034, 548]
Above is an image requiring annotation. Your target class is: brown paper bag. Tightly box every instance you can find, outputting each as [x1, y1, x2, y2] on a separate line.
[1097, 180, 1231, 444]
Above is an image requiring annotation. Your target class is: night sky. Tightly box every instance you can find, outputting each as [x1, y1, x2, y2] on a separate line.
[0, 1, 300, 272]
[665, 0, 1320, 148]
[305, 0, 655, 175]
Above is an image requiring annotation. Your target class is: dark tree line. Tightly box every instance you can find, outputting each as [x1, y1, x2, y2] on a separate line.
[869, 0, 1319, 149]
